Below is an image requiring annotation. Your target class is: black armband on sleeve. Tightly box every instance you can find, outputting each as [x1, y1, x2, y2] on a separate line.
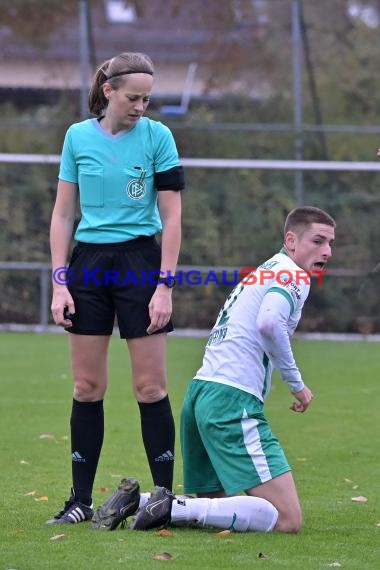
[154, 166, 185, 191]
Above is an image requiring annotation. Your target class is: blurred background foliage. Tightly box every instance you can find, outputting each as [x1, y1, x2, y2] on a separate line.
[1, 0, 380, 331]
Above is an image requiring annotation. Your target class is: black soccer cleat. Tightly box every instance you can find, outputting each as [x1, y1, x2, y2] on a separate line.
[91, 477, 140, 531]
[46, 490, 94, 525]
[131, 486, 174, 531]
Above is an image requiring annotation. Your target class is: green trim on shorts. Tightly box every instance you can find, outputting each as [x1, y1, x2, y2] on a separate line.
[180, 379, 291, 496]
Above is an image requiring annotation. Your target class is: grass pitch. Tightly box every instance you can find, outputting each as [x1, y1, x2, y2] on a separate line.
[0, 332, 379, 569]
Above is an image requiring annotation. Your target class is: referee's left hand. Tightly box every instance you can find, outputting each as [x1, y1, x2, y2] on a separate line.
[146, 287, 173, 334]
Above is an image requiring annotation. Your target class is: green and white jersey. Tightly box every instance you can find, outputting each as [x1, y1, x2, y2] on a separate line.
[195, 251, 310, 402]
[59, 117, 181, 243]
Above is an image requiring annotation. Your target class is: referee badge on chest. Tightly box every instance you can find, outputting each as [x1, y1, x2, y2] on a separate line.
[126, 166, 146, 200]
[126, 177, 147, 200]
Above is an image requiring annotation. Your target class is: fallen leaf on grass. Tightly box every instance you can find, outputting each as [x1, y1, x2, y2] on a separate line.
[156, 529, 172, 536]
[99, 486, 108, 493]
[20, 460, 29, 465]
[344, 478, 353, 483]
[296, 457, 307, 462]
[152, 552, 173, 561]
[11, 529, 25, 536]
[24, 491, 36, 496]
[50, 534, 65, 541]
[258, 552, 270, 559]
[39, 434, 55, 440]
[34, 496, 49, 502]
[60, 436, 69, 441]
[351, 495, 367, 503]
[215, 530, 231, 536]
[374, 521, 380, 527]
[352, 485, 359, 490]
[327, 562, 341, 568]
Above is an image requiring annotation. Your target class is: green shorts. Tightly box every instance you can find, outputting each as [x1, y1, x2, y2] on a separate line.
[180, 379, 291, 496]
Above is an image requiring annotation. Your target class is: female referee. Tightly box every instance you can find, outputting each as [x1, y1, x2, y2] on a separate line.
[47, 52, 184, 525]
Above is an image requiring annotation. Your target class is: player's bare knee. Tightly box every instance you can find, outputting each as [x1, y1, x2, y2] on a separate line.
[275, 511, 302, 533]
[281, 520, 302, 533]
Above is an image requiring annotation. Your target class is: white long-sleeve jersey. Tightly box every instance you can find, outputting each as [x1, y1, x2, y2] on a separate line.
[195, 250, 310, 402]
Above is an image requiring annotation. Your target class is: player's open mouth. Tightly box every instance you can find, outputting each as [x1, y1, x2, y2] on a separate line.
[313, 262, 325, 270]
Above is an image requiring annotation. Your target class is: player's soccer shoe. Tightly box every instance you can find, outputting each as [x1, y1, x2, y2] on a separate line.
[91, 477, 140, 530]
[131, 486, 174, 531]
[46, 490, 94, 525]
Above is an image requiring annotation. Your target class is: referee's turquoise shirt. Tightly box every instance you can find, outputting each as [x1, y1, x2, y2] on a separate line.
[59, 117, 181, 243]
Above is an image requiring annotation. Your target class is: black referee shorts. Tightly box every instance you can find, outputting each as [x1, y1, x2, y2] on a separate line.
[66, 236, 174, 339]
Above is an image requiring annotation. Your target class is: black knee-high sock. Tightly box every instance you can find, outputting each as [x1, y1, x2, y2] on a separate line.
[138, 395, 175, 490]
[70, 399, 104, 505]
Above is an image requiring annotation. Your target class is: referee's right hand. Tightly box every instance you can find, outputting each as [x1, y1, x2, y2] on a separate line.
[51, 288, 75, 327]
